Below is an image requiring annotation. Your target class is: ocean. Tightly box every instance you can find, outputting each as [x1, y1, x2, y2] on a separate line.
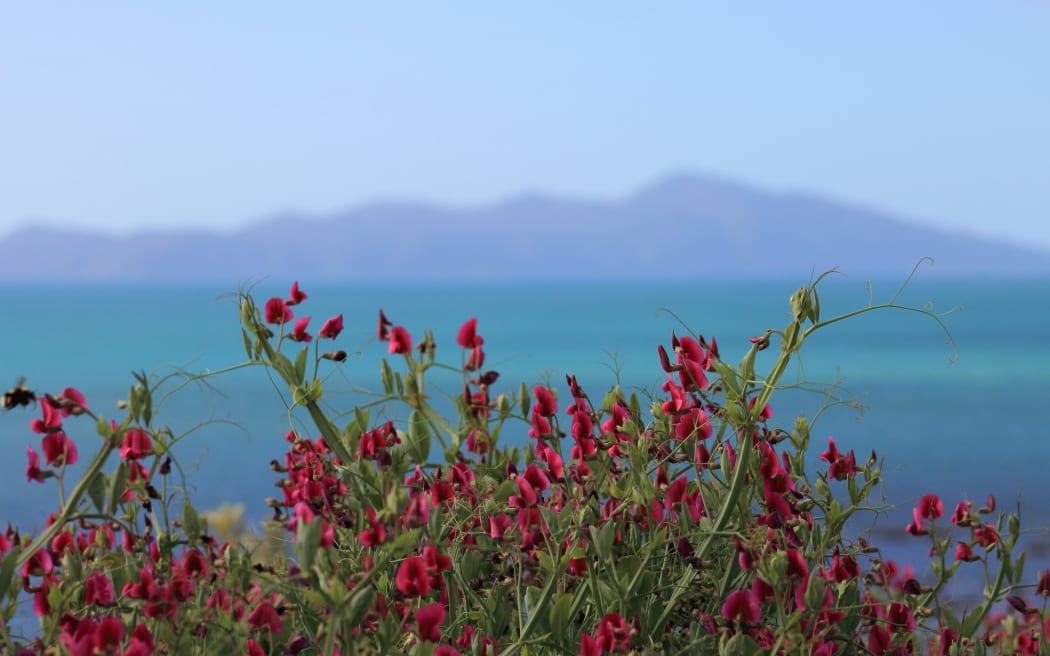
[2, 277, 1049, 598]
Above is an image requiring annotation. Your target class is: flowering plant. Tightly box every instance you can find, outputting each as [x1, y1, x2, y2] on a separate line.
[0, 274, 1043, 654]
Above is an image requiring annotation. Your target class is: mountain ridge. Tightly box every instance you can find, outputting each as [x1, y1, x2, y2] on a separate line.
[3, 173, 1048, 281]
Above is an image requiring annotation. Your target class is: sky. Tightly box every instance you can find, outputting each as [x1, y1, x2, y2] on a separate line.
[1, 3, 1048, 251]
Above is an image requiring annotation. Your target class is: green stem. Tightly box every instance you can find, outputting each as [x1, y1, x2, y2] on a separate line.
[652, 325, 799, 633]
[16, 440, 117, 571]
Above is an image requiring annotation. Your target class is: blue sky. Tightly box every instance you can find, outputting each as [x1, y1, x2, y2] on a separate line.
[1, 3, 1048, 251]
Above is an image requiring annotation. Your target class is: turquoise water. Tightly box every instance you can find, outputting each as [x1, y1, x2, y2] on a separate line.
[2, 278, 1048, 560]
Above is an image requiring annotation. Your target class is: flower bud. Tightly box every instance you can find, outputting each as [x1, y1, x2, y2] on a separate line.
[322, 350, 348, 362]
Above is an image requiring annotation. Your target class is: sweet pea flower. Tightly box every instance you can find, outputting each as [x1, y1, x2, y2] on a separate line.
[41, 431, 78, 467]
[290, 316, 312, 342]
[286, 280, 307, 306]
[265, 297, 293, 325]
[84, 571, 116, 606]
[120, 429, 153, 460]
[247, 601, 282, 633]
[26, 447, 47, 483]
[55, 387, 88, 417]
[396, 555, 431, 597]
[917, 494, 944, 520]
[319, 314, 343, 339]
[456, 318, 479, 348]
[388, 326, 412, 354]
[415, 603, 446, 642]
[722, 588, 761, 624]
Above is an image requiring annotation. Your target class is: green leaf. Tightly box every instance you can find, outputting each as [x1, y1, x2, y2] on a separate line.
[380, 359, 394, 395]
[519, 382, 530, 418]
[407, 411, 431, 463]
[354, 407, 370, 434]
[535, 550, 555, 574]
[1013, 551, 1027, 584]
[86, 469, 108, 513]
[96, 416, 115, 440]
[62, 549, 83, 582]
[712, 360, 740, 397]
[782, 321, 801, 354]
[294, 516, 323, 572]
[629, 393, 642, 419]
[549, 592, 573, 644]
[939, 606, 962, 635]
[241, 328, 253, 360]
[106, 461, 130, 516]
[293, 346, 309, 386]
[270, 352, 296, 385]
[387, 529, 422, 556]
[0, 545, 23, 599]
[345, 584, 377, 629]
[457, 549, 484, 582]
[142, 388, 153, 426]
[590, 521, 617, 561]
[722, 632, 762, 656]
[738, 348, 757, 386]
[128, 385, 143, 423]
[789, 286, 809, 323]
[182, 499, 207, 541]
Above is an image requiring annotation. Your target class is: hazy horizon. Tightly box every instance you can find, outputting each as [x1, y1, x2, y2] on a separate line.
[2, 4, 1049, 252]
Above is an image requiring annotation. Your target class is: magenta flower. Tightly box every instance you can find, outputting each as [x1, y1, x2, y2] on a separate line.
[290, 316, 313, 342]
[955, 542, 978, 562]
[951, 502, 971, 526]
[265, 297, 293, 325]
[509, 476, 538, 508]
[30, 399, 63, 434]
[415, 603, 446, 642]
[594, 612, 631, 653]
[41, 431, 78, 467]
[247, 601, 282, 633]
[886, 602, 916, 633]
[457, 318, 479, 348]
[286, 280, 307, 306]
[396, 555, 431, 597]
[579, 634, 600, 656]
[357, 508, 386, 547]
[466, 343, 485, 371]
[120, 429, 153, 460]
[26, 447, 46, 483]
[319, 314, 343, 339]
[21, 548, 53, 578]
[533, 386, 558, 416]
[721, 588, 760, 624]
[84, 571, 116, 606]
[388, 326, 412, 354]
[747, 396, 773, 421]
[55, 387, 88, 417]
[905, 507, 927, 536]
[820, 437, 859, 480]
[976, 524, 1000, 548]
[917, 494, 944, 520]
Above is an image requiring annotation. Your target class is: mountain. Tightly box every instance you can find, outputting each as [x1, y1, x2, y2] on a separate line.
[3, 173, 1049, 281]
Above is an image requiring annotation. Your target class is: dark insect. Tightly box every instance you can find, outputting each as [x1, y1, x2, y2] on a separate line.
[3, 378, 36, 410]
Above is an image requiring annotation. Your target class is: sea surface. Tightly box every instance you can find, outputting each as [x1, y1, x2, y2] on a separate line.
[2, 277, 1049, 604]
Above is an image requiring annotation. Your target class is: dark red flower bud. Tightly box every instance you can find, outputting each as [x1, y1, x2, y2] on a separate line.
[377, 309, 392, 341]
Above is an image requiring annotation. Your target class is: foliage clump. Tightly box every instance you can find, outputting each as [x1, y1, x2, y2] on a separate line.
[1, 275, 1042, 655]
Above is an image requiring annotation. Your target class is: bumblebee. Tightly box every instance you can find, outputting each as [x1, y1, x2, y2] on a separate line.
[3, 378, 36, 410]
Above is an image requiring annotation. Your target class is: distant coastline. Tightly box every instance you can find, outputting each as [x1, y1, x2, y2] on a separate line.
[3, 173, 1049, 282]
